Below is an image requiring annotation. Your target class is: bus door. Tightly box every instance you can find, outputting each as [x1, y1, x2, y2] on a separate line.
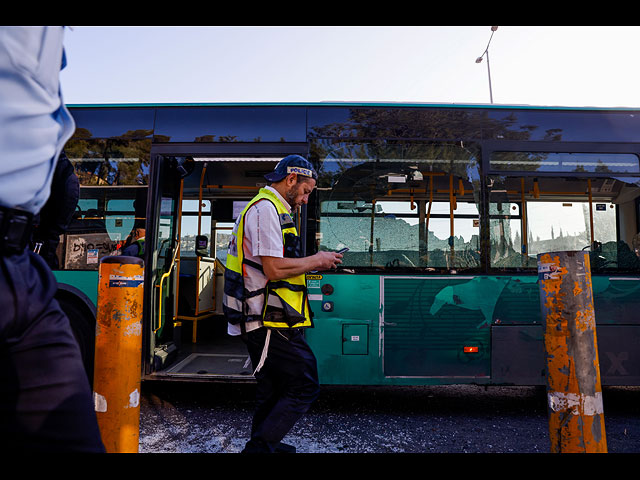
[145, 151, 305, 380]
[144, 155, 192, 373]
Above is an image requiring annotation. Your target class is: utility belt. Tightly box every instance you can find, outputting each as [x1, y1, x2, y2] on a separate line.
[249, 306, 301, 376]
[241, 307, 287, 334]
[0, 206, 34, 256]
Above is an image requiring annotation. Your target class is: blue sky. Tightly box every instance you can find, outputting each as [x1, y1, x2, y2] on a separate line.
[60, 26, 640, 108]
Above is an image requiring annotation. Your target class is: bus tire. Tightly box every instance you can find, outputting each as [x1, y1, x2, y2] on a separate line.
[57, 294, 96, 388]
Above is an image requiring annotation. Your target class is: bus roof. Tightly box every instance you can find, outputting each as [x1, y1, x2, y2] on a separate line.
[65, 101, 640, 112]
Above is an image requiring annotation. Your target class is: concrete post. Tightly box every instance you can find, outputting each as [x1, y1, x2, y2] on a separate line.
[93, 256, 145, 453]
[537, 250, 607, 453]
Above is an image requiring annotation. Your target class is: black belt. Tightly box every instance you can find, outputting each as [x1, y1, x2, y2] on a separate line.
[0, 206, 34, 255]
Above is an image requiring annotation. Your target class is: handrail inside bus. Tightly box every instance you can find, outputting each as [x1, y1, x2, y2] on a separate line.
[155, 241, 180, 334]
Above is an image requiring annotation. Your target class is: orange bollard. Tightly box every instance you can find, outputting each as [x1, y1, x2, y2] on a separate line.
[93, 256, 145, 453]
[537, 250, 607, 453]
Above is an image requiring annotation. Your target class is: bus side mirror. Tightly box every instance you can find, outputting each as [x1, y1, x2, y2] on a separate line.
[195, 235, 208, 257]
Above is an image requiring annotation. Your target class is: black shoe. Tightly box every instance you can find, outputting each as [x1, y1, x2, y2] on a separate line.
[241, 439, 297, 453]
[274, 442, 296, 453]
[241, 438, 271, 453]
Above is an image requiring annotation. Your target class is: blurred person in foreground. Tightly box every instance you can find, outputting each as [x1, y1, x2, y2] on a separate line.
[0, 26, 104, 452]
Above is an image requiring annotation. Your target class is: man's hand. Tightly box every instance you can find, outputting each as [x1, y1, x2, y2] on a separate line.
[312, 250, 343, 271]
[261, 251, 343, 281]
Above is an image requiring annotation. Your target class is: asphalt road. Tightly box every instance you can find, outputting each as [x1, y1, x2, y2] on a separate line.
[138, 381, 640, 454]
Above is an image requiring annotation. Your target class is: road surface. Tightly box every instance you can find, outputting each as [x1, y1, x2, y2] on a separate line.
[138, 382, 640, 453]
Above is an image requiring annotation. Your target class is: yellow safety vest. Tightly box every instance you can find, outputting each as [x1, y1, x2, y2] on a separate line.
[223, 188, 313, 329]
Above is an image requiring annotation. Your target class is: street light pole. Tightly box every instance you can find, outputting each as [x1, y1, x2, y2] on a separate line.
[475, 26, 498, 104]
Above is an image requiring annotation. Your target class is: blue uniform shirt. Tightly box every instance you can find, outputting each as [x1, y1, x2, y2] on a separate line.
[0, 26, 75, 214]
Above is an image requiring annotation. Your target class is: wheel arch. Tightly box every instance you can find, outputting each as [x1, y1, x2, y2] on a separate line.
[55, 282, 97, 387]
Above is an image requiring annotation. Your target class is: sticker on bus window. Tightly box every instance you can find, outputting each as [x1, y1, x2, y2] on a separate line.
[87, 249, 99, 264]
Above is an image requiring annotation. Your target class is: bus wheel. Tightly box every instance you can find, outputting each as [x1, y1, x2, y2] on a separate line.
[58, 296, 96, 388]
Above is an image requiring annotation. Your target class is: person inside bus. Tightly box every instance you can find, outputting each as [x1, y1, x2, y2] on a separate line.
[0, 26, 105, 452]
[122, 225, 145, 258]
[223, 155, 343, 453]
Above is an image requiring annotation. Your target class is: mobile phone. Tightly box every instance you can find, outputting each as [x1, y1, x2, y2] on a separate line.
[336, 247, 349, 254]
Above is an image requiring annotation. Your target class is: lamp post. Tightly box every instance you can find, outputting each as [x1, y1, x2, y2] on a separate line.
[475, 26, 498, 104]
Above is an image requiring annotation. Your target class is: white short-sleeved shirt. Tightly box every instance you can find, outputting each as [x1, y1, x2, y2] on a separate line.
[227, 186, 291, 335]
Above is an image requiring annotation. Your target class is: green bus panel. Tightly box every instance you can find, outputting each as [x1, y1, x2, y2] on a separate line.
[306, 274, 380, 385]
[306, 273, 640, 386]
[382, 277, 491, 379]
[53, 270, 99, 306]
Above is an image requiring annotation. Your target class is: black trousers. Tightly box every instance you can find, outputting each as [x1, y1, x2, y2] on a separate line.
[0, 249, 105, 452]
[244, 326, 320, 452]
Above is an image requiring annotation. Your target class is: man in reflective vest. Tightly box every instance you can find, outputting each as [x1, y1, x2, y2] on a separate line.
[122, 226, 145, 258]
[224, 155, 343, 453]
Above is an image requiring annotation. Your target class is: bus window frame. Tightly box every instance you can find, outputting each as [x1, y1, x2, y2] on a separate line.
[482, 140, 640, 274]
[310, 138, 483, 274]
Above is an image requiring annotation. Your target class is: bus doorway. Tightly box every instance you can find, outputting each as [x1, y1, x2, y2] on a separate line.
[144, 154, 298, 381]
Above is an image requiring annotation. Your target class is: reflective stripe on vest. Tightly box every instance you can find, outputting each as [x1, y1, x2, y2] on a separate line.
[222, 187, 312, 329]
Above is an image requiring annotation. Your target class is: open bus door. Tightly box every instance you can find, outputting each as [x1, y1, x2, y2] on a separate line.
[143, 155, 191, 375]
[142, 152, 302, 381]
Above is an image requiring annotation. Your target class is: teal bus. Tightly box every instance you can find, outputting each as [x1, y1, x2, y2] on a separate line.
[54, 102, 640, 387]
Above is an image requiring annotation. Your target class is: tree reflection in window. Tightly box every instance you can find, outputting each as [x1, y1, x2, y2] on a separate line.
[314, 140, 481, 271]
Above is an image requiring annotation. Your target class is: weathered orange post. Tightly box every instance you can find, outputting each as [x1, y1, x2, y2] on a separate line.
[93, 256, 145, 453]
[537, 250, 607, 453]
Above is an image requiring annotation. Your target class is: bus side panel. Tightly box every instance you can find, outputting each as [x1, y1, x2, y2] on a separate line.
[306, 274, 380, 385]
[491, 325, 545, 385]
[308, 274, 496, 385]
[593, 277, 640, 385]
[597, 326, 640, 385]
[490, 276, 640, 386]
[53, 270, 99, 307]
[381, 276, 491, 379]
[309, 274, 640, 386]
[490, 275, 544, 385]
[52, 271, 100, 386]
[491, 324, 640, 386]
